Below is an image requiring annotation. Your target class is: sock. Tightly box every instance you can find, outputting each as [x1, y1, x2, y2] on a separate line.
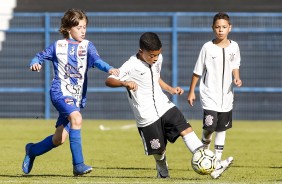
[202, 129, 213, 149]
[214, 131, 226, 161]
[69, 129, 84, 166]
[29, 135, 56, 157]
[182, 131, 203, 153]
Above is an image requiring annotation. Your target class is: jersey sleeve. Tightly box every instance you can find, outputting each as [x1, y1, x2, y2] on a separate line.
[193, 45, 206, 76]
[108, 59, 132, 81]
[29, 43, 55, 67]
[87, 41, 113, 72]
[232, 44, 241, 69]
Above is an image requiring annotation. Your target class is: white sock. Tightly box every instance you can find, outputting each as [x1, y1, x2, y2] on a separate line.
[182, 131, 203, 153]
[214, 131, 226, 161]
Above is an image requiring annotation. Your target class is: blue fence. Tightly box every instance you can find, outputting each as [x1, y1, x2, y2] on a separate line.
[0, 12, 281, 120]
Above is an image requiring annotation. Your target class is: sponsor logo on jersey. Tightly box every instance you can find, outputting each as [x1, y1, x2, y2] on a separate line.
[57, 52, 67, 55]
[66, 84, 82, 95]
[65, 98, 74, 105]
[78, 49, 86, 57]
[64, 64, 83, 79]
[58, 43, 67, 48]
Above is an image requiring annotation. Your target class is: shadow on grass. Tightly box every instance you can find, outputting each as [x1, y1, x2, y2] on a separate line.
[0, 174, 205, 181]
[0, 167, 205, 181]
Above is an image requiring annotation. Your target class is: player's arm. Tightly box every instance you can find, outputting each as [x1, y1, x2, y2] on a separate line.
[105, 77, 137, 91]
[232, 69, 242, 87]
[105, 61, 137, 91]
[187, 73, 200, 107]
[29, 43, 55, 72]
[159, 78, 184, 95]
[88, 42, 119, 76]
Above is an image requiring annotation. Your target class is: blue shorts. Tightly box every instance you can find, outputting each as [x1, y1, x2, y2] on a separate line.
[52, 96, 80, 132]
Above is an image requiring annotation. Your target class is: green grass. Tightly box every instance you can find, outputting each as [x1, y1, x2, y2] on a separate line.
[0, 119, 281, 184]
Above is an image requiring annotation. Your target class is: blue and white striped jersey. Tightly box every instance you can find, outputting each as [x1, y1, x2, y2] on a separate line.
[30, 38, 113, 108]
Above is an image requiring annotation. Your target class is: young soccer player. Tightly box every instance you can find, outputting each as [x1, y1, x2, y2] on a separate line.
[105, 32, 205, 178]
[187, 12, 242, 179]
[22, 8, 119, 176]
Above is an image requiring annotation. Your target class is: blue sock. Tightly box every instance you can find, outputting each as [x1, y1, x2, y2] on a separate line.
[29, 135, 56, 157]
[69, 129, 84, 166]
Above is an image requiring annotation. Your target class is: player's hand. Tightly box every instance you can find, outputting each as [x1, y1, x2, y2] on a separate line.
[172, 87, 184, 95]
[187, 92, 196, 107]
[234, 78, 242, 87]
[109, 68, 119, 76]
[30, 63, 42, 72]
[123, 81, 138, 91]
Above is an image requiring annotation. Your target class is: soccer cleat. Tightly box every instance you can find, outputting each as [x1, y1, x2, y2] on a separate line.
[73, 163, 93, 176]
[156, 156, 170, 179]
[210, 156, 233, 179]
[22, 143, 35, 174]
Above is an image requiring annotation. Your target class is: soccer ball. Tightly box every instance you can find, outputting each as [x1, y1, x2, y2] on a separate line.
[191, 148, 216, 175]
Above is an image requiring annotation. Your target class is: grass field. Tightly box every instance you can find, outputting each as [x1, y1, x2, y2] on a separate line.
[0, 119, 281, 184]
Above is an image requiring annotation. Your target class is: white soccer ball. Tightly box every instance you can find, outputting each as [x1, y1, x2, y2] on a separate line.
[191, 148, 216, 175]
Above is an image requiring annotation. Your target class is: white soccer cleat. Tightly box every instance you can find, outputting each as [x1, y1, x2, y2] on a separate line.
[156, 156, 170, 179]
[210, 156, 233, 179]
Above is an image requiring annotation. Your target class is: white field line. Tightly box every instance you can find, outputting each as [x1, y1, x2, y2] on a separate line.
[99, 124, 135, 131]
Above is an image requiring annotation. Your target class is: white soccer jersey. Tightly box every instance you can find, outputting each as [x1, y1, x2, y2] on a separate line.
[193, 40, 241, 112]
[108, 54, 175, 127]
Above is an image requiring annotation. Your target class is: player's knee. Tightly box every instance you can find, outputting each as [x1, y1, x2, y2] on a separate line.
[180, 127, 193, 136]
[69, 111, 83, 128]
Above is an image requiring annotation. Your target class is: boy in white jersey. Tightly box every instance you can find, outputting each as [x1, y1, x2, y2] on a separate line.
[187, 12, 243, 179]
[106, 32, 205, 178]
[22, 9, 119, 176]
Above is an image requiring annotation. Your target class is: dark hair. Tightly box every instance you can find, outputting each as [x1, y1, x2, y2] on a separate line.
[59, 9, 88, 38]
[213, 12, 231, 26]
[139, 32, 162, 51]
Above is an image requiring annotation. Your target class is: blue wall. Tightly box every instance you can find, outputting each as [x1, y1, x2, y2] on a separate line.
[0, 12, 282, 120]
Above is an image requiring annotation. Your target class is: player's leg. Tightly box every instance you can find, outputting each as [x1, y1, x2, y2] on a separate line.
[138, 122, 169, 178]
[154, 151, 169, 178]
[213, 110, 232, 161]
[22, 115, 70, 174]
[201, 109, 218, 150]
[161, 106, 203, 153]
[68, 111, 92, 176]
[210, 110, 233, 179]
[22, 134, 57, 174]
[202, 129, 213, 149]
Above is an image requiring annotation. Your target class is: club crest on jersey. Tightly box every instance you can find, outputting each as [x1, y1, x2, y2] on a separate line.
[150, 139, 161, 150]
[65, 98, 74, 105]
[229, 53, 235, 62]
[205, 115, 214, 126]
[69, 46, 75, 55]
